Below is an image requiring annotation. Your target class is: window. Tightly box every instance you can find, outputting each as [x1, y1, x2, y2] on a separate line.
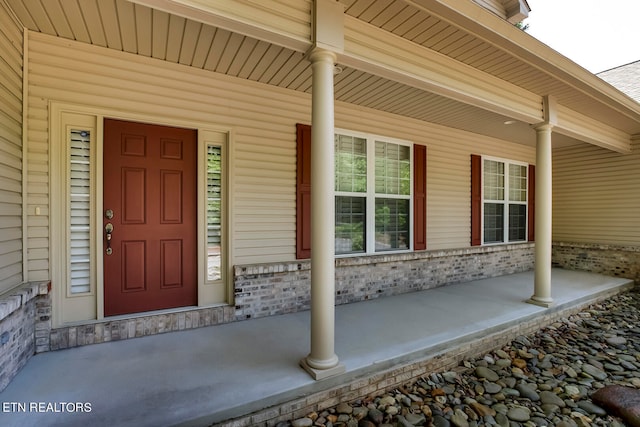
[481, 158, 528, 244]
[374, 141, 410, 251]
[296, 124, 426, 259]
[207, 145, 223, 281]
[69, 129, 92, 294]
[199, 129, 229, 305]
[334, 132, 412, 255]
[335, 134, 367, 254]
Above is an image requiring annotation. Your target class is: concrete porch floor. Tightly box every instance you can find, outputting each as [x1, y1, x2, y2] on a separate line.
[0, 269, 633, 427]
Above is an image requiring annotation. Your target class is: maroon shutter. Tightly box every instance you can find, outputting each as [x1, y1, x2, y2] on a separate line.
[296, 124, 312, 259]
[413, 144, 427, 250]
[471, 154, 482, 246]
[528, 164, 535, 242]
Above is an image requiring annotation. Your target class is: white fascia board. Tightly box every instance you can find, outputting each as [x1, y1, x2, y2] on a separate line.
[556, 104, 632, 154]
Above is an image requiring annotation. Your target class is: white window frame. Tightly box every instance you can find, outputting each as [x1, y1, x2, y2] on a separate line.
[334, 129, 414, 256]
[198, 131, 229, 304]
[481, 155, 529, 245]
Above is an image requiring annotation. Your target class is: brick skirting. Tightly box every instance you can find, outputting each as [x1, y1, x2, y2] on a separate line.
[41, 245, 534, 352]
[552, 242, 640, 284]
[234, 243, 535, 320]
[0, 281, 51, 392]
[48, 305, 236, 351]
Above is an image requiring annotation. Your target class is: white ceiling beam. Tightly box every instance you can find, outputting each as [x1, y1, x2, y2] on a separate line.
[340, 15, 543, 124]
[129, 0, 312, 53]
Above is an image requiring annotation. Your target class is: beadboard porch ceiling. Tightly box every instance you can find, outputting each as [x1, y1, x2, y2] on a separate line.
[5, 0, 640, 148]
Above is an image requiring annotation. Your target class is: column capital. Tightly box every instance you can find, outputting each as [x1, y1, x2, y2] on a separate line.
[306, 47, 338, 64]
[532, 122, 554, 132]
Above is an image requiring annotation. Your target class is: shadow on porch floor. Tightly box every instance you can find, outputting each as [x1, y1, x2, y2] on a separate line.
[0, 269, 633, 427]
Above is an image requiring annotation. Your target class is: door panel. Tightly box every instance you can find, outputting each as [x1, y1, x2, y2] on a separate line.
[161, 170, 183, 223]
[122, 241, 146, 292]
[104, 119, 197, 316]
[160, 239, 183, 288]
[122, 168, 146, 223]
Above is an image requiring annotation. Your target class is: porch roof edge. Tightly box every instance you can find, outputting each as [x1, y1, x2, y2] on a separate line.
[405, 0, 640, 126]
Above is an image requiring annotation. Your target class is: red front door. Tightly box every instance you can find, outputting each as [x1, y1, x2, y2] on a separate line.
[103, 119, 197, 316]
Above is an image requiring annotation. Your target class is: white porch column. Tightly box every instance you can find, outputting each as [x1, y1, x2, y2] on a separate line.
[528, 122, 554, 307]
[300, 48, 345, 380]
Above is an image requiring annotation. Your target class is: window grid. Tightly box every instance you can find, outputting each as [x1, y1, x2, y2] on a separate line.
[335, 131, 412, 255]
[509, 204, 527, 241]
[335, 134, 367, 193]
[482, 158, 527, 244]
[375, 198, 409, 251]
[335, 196, 366, 254]
[483, 160, 504, 201]
[374, 141, 410, 195]
[483, 203, 504, 244]
[509, 164, 527, 202]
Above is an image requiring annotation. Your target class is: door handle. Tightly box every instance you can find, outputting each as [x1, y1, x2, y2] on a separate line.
[105, 223, 114, 255]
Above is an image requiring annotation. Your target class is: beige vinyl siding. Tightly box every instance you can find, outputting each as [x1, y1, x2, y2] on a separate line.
[553, 140, 640, 245]
[27, 31, 536, 275]
[26, 31, 309, 272]
[0, 4, 23, 293]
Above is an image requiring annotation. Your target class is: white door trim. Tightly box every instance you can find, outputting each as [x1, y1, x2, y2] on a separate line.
[49, 101, 233, 327]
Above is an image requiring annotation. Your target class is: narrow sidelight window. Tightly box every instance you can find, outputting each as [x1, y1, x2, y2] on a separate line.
[69, 129, 91, 294]
[207, 145, 223, 281]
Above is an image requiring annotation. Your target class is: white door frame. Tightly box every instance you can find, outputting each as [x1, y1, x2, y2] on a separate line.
[50, 101, 233, 327]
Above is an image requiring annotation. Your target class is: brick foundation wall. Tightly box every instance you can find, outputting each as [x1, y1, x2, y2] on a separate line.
[215, 284, 628, 427]
[552, 242, 640, 284]
[234, 243, 535, 320]
[49, 305, 236, 351]
[0, 281, 51, 392]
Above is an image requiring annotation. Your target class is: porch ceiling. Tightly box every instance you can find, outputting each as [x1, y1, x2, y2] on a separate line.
[6, 0, 640, 148]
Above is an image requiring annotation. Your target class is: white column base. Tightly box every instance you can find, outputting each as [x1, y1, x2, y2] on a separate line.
[300, 358, 346, 380]
[526, 296, 554, 308]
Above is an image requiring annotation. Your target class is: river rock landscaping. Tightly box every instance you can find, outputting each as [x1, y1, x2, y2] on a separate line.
[283, 289, 640, 427]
